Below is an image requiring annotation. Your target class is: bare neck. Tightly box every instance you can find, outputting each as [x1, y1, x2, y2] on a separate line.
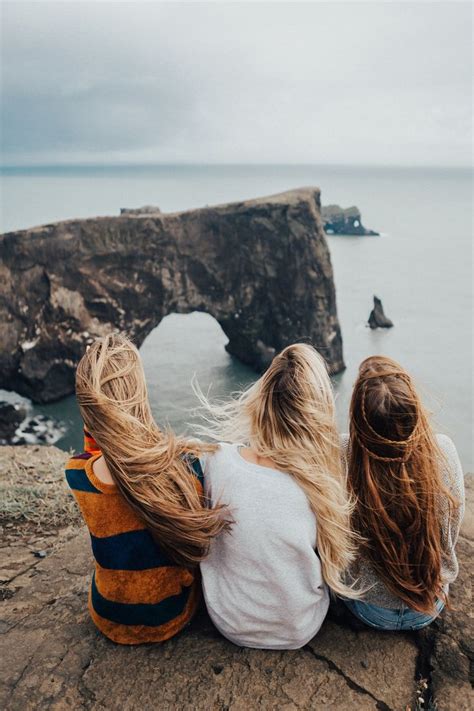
[92, 455, 115, 485]
[240, 446, 278, 471]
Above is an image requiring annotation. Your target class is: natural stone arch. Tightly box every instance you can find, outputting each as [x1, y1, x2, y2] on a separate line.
[0, 188, 344, 403]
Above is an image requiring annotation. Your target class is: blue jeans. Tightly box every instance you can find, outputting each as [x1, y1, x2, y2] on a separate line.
[343, 598, 444, 631]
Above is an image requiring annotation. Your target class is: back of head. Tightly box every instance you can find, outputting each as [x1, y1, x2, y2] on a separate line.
[246, 343, 338, 456]
[349, 355, 454, 612]
[76, 333, 155, 450]
[197, 342, 359, 598]
[76, 334, 230, 567]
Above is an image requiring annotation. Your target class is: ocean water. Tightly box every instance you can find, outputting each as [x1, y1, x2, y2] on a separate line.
[0, 164, 472, 469]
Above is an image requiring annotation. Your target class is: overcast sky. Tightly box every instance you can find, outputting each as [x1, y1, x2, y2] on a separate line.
[1, 1, 472, 166]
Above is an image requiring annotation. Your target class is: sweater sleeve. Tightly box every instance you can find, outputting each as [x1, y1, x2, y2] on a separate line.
[437, 434, 465, 582]
[339, 433, 350, 475]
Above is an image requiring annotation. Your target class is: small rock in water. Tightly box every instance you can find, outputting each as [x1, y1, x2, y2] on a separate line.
[368, 295, 393, 329]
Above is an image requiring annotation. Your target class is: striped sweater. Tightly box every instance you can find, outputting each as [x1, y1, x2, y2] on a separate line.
[65, 432, 202, 644]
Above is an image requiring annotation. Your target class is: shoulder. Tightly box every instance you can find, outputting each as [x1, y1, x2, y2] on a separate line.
[199, 443, 231, 470]
[65, 451, 104, 495]
[436, 433, 459, 459]
[436, 434, 463, 475]
[435, 434, 464, 497]
[65, 450, 94, 472]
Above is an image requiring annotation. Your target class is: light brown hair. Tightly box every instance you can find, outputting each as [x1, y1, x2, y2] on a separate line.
[76, 333, 231, 567]
[348, 355, 458, 612]
[195, 343, 360, 598]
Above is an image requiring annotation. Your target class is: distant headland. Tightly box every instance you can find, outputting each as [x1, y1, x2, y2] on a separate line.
[120, 203, 379, 236]
[321, 205, 379, 235]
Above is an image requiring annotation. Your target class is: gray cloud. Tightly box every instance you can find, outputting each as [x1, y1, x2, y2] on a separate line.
[1, 1, 472, 165]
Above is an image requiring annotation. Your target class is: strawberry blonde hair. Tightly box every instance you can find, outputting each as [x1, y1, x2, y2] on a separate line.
[348, 355, 458, 612]
[195, 343, 360, 599]
[76, 334, 231, 567]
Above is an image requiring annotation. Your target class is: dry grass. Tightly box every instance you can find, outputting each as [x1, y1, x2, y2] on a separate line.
[0, 445, 82, 532]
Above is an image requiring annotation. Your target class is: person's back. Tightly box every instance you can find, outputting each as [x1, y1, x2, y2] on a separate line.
[66, 334, 230, 644]
[341, 433, 464, 611]
[66, 433, 202, 644]
[342, 356, 465, 631]
[195, 343, 359, 649]
[200, 443, 328, 649]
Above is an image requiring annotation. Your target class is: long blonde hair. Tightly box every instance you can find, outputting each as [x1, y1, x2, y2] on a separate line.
[195, 342, 359, 598]
[76, 333, 231, 567]
[349, 355, 458, 612]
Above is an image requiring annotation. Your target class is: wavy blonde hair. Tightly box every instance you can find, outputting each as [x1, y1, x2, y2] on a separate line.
[194, 342, 359, 598]
[76, 333, 231, 567]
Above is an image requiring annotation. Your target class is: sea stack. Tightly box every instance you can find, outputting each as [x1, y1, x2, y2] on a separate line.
[368, 296, 394, 329]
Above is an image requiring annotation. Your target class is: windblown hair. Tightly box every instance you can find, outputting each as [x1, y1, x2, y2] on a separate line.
[194, 342, 359, 598]
[76, 334, 231, 567]
[348, 355, 458, 613]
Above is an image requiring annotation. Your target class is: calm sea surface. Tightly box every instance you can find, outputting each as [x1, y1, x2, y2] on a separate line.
[1, 164, 472, 469]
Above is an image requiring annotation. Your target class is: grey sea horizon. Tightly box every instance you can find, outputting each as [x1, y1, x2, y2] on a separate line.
[1, 163, 472, 470]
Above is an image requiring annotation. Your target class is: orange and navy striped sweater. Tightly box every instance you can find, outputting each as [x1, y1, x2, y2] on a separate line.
[65, 431, 202, 644]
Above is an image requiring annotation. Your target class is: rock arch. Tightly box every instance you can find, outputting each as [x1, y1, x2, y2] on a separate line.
[0, 188, 344, 403]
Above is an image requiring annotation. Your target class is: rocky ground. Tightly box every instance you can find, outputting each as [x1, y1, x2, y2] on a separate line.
[0, 446, 472, 711]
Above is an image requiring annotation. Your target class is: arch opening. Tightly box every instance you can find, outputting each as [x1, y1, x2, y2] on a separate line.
[7, 312, 258, 452]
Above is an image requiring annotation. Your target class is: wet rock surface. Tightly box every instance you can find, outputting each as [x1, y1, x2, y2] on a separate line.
[0, 402, 27, 444]
[0, 446, 472, 710]
[0, 188, 344, 403]
[321, 205, 379, 236]
[0, 399, 65, 445]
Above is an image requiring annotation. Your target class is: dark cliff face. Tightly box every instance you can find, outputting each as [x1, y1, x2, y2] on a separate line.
[0, 188, 345, 403]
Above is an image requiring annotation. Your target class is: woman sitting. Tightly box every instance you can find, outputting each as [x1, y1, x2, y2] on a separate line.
[196, 343, 359, 649]
[342, 355, 464, 631]
[66, 334, 230, 644]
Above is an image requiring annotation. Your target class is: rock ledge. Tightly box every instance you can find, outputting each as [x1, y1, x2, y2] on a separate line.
[0, 446, 472, 710]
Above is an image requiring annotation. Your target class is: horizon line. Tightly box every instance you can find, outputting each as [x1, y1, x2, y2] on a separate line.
[1, 161, 472, 172]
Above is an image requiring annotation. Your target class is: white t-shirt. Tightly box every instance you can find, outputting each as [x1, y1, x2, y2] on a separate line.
[200, 443, 329, 650]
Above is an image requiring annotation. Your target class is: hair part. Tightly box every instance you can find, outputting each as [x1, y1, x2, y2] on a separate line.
[348, 355, 458, 613]
[194, 342, 361, 599]
[76, 333, 231, 567]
